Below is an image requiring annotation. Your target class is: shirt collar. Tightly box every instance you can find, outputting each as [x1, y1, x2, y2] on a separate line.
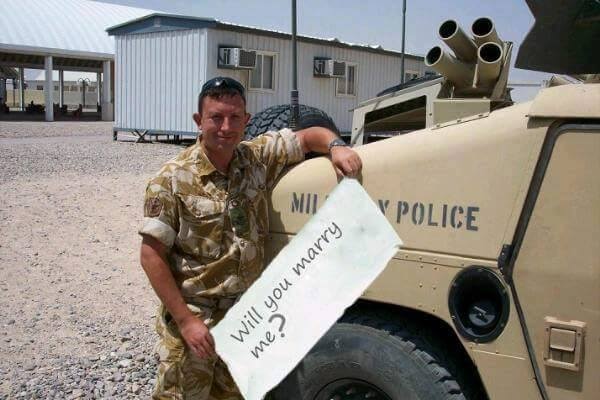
[192, 140, 218, 176]
[193, 139, 248, 177]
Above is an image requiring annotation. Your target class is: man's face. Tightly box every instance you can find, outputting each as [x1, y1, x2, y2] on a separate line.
[193, 94, 250, 156]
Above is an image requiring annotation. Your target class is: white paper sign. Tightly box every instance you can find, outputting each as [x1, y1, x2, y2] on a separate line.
[212, 178, 402, 400]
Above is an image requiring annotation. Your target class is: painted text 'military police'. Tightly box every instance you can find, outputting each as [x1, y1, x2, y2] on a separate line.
[291, 192, 479, 231]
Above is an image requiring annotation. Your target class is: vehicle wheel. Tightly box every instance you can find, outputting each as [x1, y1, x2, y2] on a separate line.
[270, 314, 467, 400]
[244, 104, 339, 140]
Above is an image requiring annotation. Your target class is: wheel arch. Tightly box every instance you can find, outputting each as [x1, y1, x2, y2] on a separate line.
[346, 299, 490, 400]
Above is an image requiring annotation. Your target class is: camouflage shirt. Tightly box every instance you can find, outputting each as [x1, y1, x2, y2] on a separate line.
[140, 129, 304, 313]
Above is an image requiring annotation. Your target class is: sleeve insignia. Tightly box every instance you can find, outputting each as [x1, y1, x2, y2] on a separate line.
[145, 197, 163, 218]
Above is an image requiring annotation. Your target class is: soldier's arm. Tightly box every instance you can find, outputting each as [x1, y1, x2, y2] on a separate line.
[295, 126, 362, 177]
[140, 235, 215, 358]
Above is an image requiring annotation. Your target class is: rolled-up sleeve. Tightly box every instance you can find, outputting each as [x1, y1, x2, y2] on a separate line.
[252, 128, 305, 188]
[139, 174, 179, 248]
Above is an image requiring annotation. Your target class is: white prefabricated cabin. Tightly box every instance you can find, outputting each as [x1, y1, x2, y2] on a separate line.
[107, 14, 427, 137]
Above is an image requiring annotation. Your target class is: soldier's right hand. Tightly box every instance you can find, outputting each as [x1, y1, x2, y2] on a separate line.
[179, 315, 216, 359]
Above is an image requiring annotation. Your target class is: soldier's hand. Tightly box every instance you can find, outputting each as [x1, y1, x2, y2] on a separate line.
[179, 315, 215, 359]
[330, 146, 362, 178]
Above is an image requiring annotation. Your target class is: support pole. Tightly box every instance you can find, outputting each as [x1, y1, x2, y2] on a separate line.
[44, 55, 54, 122]
[101, 60, 113, 121]
[289, 0, 299, 130]
[80, 79, 87, 108]
[0, 79, 5, 105]
[96, 72, 101, 108]
[19, 67, 25, 110]
[400, 0, 407, 83]
[59, 70, 64, 107]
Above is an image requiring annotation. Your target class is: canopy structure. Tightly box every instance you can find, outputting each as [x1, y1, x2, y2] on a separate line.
[0, 0, 155, 121]
[0, 66, 18, 80]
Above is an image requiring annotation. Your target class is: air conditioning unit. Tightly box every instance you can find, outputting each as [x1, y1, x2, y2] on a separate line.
[218, 47, 257, 69]
[313, 58, 346, 78]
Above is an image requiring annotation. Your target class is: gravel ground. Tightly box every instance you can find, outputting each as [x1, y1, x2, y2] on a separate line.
[0, 122, 119, 139]
[0, 121, 188, 399]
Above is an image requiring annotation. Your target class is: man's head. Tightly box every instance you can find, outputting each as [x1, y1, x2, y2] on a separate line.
[196, 76, 247, 116]
[193, 77, 251, 157]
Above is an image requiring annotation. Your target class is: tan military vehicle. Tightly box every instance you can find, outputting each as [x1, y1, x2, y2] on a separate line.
[264, 1, 600, 399]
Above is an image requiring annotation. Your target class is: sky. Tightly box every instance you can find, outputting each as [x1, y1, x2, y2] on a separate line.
[96, 0, 548, 101]
[95, 0, 536, 58]
[27, 0, 548, 101]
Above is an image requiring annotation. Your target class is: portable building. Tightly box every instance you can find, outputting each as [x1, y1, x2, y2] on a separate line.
[107, 14, 427, 137]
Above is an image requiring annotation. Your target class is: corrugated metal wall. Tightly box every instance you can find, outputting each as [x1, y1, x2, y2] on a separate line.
[114, 27, 424, 134]
[115, 29, 207, 134]
[206, 29, 425, 132]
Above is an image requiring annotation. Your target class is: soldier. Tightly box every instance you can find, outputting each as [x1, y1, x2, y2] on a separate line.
[139, 76, 362, 399]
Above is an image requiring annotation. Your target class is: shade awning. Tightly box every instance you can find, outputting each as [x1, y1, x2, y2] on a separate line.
[0, 52, 104, 72]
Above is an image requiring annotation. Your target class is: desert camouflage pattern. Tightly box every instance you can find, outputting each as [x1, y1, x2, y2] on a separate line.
[139, 129, 304, 399]
[152, 306, 241, 399]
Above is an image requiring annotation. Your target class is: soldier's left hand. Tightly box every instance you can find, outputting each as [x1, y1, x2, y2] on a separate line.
[330, 146, 362, 178]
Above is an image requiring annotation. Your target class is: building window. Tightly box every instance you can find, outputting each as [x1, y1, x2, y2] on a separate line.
[249, 53, 275, 91]
[220, 48, 232, 65]
[336, 64, 357, 96]
[36, 85, 43, 90]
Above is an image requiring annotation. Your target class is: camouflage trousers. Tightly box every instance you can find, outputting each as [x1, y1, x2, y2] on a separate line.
[152, 305, 243, 400]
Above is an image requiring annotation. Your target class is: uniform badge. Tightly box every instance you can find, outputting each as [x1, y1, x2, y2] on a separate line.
[229, 206, 249, 236]
[145, 197, 163, 217]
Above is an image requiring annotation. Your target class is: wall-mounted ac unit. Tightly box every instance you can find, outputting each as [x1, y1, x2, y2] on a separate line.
[313, 58, 346, 77]
[218, 47, 257, 69]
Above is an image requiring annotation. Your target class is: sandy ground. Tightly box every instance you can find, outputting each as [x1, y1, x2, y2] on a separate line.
[0, 121, 187, 398]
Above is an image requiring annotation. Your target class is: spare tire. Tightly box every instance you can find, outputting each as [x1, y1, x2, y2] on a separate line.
[244, 104, 339, 140]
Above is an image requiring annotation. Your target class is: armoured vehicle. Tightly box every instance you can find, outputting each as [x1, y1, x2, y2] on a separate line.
[261, 1, 600, 399]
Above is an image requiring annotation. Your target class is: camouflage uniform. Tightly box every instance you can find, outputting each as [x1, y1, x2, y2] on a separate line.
[139, 129, 304, 399]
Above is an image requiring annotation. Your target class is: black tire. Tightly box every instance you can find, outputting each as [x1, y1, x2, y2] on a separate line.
[244, 104, 339, 140]
[270, 313, 467, 400]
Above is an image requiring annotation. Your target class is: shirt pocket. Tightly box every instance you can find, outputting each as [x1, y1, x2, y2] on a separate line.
[177, 194, 225, 259]
[242, 164, 267, 201]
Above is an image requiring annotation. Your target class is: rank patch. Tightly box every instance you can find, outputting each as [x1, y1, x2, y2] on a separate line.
[145, 197, 163, 217]
[229, 206, 249, 235]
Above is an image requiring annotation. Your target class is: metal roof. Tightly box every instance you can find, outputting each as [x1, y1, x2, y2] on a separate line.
[107, 13, 423, 60]
[0, 0, 155, 59]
